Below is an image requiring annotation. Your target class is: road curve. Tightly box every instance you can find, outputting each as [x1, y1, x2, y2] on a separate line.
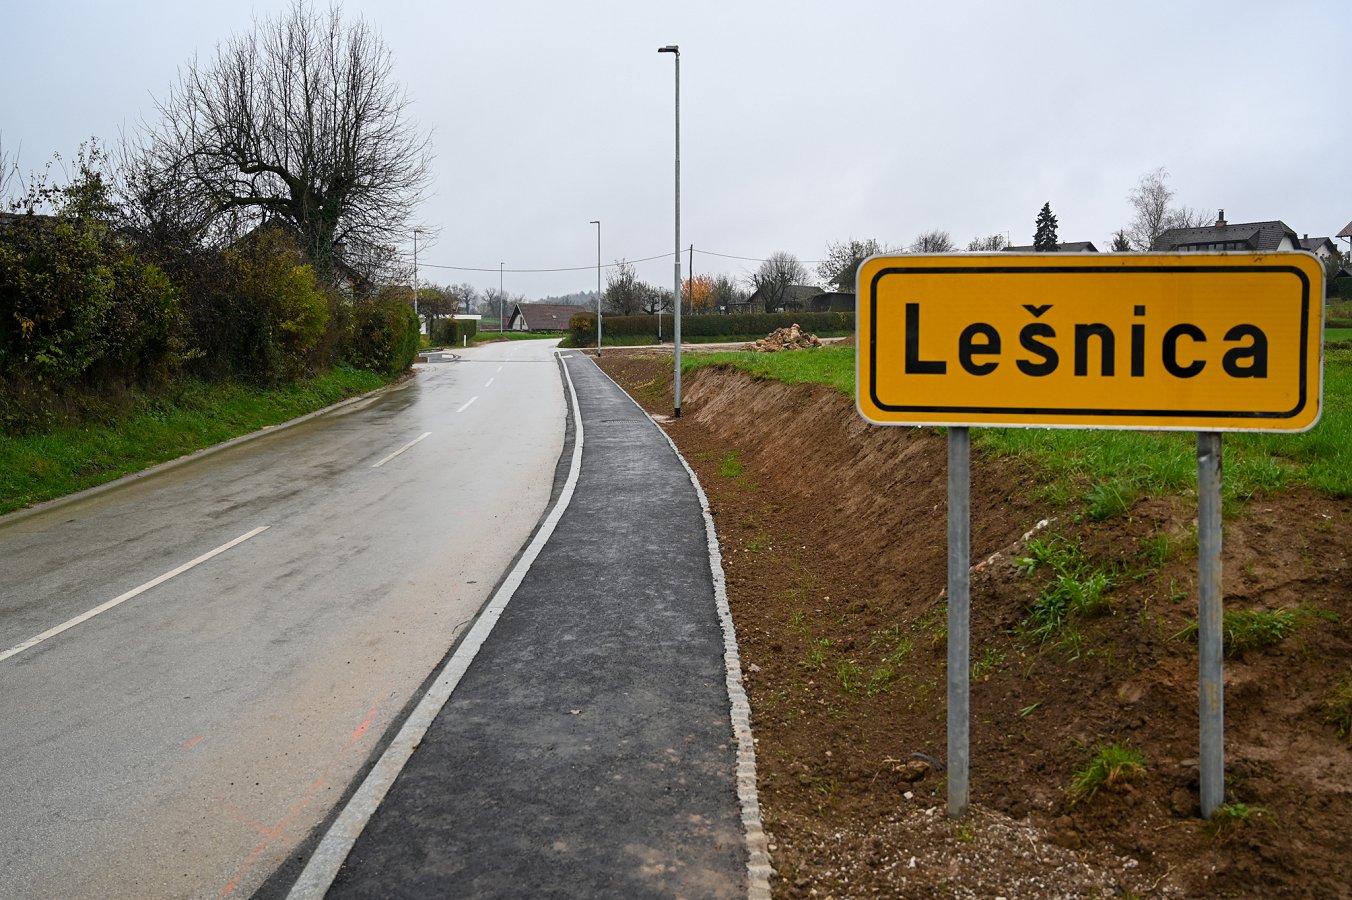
[0, 339, 566, 899]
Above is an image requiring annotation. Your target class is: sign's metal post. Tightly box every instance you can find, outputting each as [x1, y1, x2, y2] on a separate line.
[947, 426, 971, 818]
[1197, 431, 1225, 818]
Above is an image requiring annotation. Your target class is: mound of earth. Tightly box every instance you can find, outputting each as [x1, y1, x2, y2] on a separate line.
[746, 324, 823, 352]
[596, 351, 1352, 899]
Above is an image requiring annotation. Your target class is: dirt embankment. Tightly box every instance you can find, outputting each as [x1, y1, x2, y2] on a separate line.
[597, 352, 1352, 899]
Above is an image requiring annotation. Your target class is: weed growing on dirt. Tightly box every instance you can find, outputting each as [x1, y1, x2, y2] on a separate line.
[1203, 802, 1271, 841]
[1138, 530, 1189, 569]
[1069, 742, 1146, 803]
[1016, 536, 1114, 644]
[1322, 670, 1352, 739]
[1175, 608, 1299, 657]
[972, 647, 1006, 681]
[836, 660, 865, 694]
[799, 637, 834, 671]
[719, 451, 744, 478]
[1085, 479, 1137, 521]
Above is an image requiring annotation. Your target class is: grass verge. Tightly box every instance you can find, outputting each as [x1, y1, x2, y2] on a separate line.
[684, 345, 1352, 501]
[0, 367, 386, 515]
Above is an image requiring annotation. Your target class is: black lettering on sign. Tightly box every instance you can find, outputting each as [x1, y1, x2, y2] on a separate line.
[1163, 324, 1206, 378]
[904, 303, 946, 374]
[1017, 322, 1058, 376]
[958, 323, 1000, 375]
[1074, 323, 1115, 377]
[1222, 324, 1268, 378]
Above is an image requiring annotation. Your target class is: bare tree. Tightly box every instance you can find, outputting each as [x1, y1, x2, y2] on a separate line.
[603, 259, 646, 315]
[910, 230, 955, 253]
[966, 233, 1007, 251]
[133, 0, 431, 280]
[750, 251, 811, 310]
[0, 133, 22, 204]
[709, 273, 747, 311]
[1125, 167, 1214, 250]
[1127, 167, 1174, 251]
[817, 238, 887, 291]
[1163, 206, 1215, 230]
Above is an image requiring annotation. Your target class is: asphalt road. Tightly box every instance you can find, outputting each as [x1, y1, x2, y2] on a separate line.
[0, 339, 566, 899]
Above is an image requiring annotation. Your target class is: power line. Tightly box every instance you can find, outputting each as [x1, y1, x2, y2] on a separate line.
[417, 248, 825, 275]
[419, 252, 670, 274]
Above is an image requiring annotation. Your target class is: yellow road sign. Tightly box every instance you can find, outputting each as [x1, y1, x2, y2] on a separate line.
[856, 253, 1324, 431]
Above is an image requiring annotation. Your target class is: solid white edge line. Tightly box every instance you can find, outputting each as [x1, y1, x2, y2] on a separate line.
[371, 432, 432, 468]
[456, 396, 478, 414]
[591, 362, 773, 900]
[286, 350, 584, 900]
[0, 526, 270, 665]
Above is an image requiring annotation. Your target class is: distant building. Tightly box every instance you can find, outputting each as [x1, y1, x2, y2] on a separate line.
[506, 303, 584, 331]
[1300, 235, 1339, 264]
[1153, 211, 1300, 252]
[1003, 241, 1099, 253]
[742, 284, 821, 313]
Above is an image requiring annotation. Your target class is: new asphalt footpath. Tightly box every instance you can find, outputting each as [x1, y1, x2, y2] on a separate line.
[281, 351, 770, 899]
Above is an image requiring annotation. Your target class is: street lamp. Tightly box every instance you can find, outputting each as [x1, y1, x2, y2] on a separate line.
[658, 43, 682, 418]
[590, 220, 602, 356]
[412, 227, 423, 325]
[499, 261, 505, 332]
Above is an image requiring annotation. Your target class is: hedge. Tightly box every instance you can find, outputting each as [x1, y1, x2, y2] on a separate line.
[432, 318, 478, 345]
[569, 311, 854, 345]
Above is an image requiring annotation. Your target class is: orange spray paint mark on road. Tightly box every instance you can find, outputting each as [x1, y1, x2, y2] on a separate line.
[182, 735, 204, 750]
[218, 694, 387, 898]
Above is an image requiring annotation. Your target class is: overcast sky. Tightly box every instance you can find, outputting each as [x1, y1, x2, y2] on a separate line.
[4, 0, 1348, 299]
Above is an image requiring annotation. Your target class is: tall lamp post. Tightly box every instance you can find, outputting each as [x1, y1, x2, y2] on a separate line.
[659, 44, 682, 418]
[499, 261, 505, 332]
[589, 220, 603, 356]
[412, 227, 423, 326]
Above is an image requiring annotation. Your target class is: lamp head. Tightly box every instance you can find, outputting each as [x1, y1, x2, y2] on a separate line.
[658, 45, 679, 55]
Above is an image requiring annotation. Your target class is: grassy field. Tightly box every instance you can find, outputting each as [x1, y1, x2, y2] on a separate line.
[1327, 327, 1352, 344]
[685, 346, 1352, 501]
[0, 367, 386, 515]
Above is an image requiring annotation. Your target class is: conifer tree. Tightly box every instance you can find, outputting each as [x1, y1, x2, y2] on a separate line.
[1034, 203, 1059, 251]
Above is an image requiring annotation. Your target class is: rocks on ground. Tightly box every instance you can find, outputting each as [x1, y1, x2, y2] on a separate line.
[745, 324, 822, 352]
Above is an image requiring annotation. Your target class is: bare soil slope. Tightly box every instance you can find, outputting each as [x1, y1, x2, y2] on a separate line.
[597, 352, 1352, 899]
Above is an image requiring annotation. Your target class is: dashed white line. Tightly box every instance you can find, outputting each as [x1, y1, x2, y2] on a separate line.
[484, 378, 495, 388]
[457, 397, 478, 414]
[371, 432, 432, 468]
[0, 526, 271, 664]
[496, 366, 504, 373]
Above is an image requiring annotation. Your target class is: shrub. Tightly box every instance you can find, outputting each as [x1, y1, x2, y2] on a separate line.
[346, 294, 419, 376]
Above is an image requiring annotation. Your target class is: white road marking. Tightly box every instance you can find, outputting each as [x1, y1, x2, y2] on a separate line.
[371, 432, 432, 468]
[484, 378, 494, 388]
[287, 354, 586, 899]
[457, 397, 478, 414]
[0, 526, 270, 665]
[496, 366, 503, 373]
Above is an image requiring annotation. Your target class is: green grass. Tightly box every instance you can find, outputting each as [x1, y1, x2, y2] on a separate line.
[1069, 742, 1146, 803]
[683, 344, 856, 395]
[1326, 327, 1352, 344]
[683, 345, 1352, 501]
[1175, 607, 1299, 657]
[1016, 535, 1114, 644]
[0, 367, 386, 515]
